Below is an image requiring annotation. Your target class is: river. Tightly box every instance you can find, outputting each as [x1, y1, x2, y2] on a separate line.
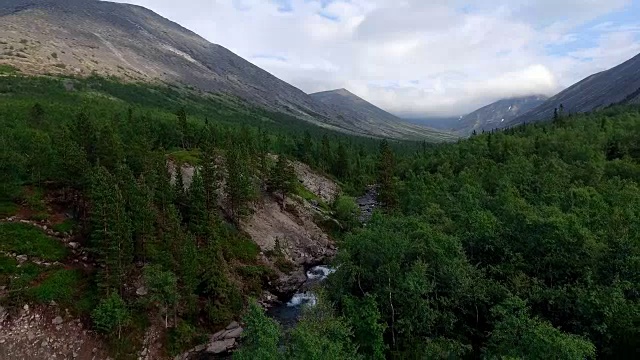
[267, 265, 335, 327]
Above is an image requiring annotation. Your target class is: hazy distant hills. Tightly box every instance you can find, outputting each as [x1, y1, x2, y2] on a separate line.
[0, 0, 453, 141]
[453, 95, 548, 135]
[310, 89, 457, 141]
[508, 53, 640, 126]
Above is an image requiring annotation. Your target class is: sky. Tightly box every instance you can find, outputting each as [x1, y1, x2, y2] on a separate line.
[107, 0, 640, 117]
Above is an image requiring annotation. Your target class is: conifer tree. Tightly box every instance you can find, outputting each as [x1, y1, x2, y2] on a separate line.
[225, 144, 257, 224]
[188, 170, 209, 237]
[201, 137, 219, 212]
[268, 155, 297, 209]
[376, 140, 398, 210]
[89, 166, 133, 294]
[179, 233, 199, 314]
[173, 165, 187, 218]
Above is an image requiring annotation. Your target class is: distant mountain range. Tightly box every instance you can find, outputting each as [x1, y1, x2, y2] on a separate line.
[0, 0, 451, 141]
[448, 52, 640, 134]
[310, 89, 457, 141]
[453, 95, 548, 135]
[508, 53, 640, 126]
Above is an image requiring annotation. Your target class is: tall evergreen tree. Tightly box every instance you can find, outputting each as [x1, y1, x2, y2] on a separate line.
[89, 166, 133, 294]
[224, 144, 257, 224]
[268, 155, 297, 209]
[201, 137, 220, 212]
[188, 170, 209, 237]
[376, 140, 398, 210]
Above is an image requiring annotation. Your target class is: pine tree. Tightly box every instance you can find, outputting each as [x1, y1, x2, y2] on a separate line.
[173, 165, 187, 219]
[333, 142, 350, 179]
[89, 166, 133, 294]
[188, 170, 209, 237]
[201, 137, 219, 212]
[225, 144, 257, 224]
[376, 140, 398, 210]
[268, 155, 297, 209]
[176, 107, 188, 149]
[179, 233, 200, 315]
[28, 103, 45, 128]
[320, 135, 333, 172]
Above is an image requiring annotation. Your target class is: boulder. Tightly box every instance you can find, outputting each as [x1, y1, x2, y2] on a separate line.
[52, 316, 64, 325]
[205, 338, 235, 354]
[136, 287, 148, 296]
[275, 268, 307, 295]
[225, 321, 240, 330]
[223, 327, 243, 339]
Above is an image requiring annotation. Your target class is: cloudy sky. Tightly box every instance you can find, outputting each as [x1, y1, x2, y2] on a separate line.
[109, 0, 640, 117]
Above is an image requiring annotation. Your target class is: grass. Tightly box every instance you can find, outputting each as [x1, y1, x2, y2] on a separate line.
[295, 183, 330, 211]
[0, 200, 19, 217]
[0, 64, 19, 75]
[168, 148, 201, 165]
[0, 254, 45, 290]
[221, 233, 260, 263]
[0, 222, 67, 261]
[28, 269, 83, 303]
[52, 219, 77, 234]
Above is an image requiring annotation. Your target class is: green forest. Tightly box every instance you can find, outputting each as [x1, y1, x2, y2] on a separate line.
[1, 73, 639, 359]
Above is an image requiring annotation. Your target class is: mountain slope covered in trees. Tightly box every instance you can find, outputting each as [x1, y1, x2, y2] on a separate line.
[238, 104, 640, 359]
[0, 0, 451, 141]
[0, 73, 396, 358]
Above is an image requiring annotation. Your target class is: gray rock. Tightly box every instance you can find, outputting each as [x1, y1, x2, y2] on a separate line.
[16, 255, 28, 263]
[68, 242, 80, 249]
[225, 321, 240, 330]
[205, 338, 235, 354]
[223, 327, 243, 339]
[52, 316, 63, 325]
[210, 329, 225, 341]
[23, 304, 29, 312]
[136, 287, 148, 296]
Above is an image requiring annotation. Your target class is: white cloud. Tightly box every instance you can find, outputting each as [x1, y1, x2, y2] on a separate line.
[107, 0, 640, 116]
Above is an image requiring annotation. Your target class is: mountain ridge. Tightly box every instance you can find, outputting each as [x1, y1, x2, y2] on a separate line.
[0, 0, 451, 141]
[507, 52, 640, 126]
[310, 88, 457, 141]
[453, 95, 548, 135]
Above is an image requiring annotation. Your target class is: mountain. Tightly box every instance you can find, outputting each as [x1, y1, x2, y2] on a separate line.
[310, 89, 457, 141]
[454, 95, 548, 135]
[508, 53, 640, 126]
[402, 116, 460, 131]
[0, 0, 451, 141]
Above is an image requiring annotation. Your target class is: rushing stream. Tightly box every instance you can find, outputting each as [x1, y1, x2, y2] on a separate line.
[267, 265, 335, 327]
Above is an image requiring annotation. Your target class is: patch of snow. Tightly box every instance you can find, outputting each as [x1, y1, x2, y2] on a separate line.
[501, 118, 505, 122]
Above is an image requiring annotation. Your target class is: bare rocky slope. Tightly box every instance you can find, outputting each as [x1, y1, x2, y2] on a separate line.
[453, 95, 548, 135]
[507, 52, 640, 126]
[310, 88, 458, 141]
[0, 0, 451, 141]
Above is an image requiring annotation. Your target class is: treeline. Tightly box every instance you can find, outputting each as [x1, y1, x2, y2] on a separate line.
[238, 105, 640, 359]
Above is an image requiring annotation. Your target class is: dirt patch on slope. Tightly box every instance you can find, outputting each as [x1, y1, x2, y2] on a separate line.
[242, 196, 335, 266]
[0, 305, 108, 360]
[291, 161, 338, 204]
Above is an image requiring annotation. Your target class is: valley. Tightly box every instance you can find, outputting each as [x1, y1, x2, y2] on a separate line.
[1, 1, 640, 360]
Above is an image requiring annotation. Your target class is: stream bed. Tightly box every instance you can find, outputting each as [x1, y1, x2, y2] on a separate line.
[267, 265, 335, 327]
